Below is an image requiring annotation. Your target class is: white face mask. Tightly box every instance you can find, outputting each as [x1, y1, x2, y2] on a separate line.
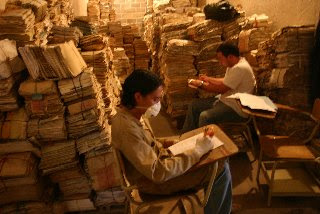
[144, 102, 161, 118]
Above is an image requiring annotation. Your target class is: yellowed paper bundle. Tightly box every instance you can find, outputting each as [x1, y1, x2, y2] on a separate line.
[85, 150, 120, 191]
[58, 68, 98, 103]
[39, 140, 77, 173]
[76, 130, 111, 154]
[19, 79, 65, 118]
[80, 34, 106, 51]
[0, 39, 26, 80]
[94, 187, 126, 207]
[63, 199, 96, 212]
[0, 182, 44, 205]
[0, 108, 28, 140]
[20, 0, 48, 22]
[0, 202, 53, 214]
[49, 165, 91, 199]
[0, 152, 38, 188]
[0, 140, 41, 157]
[0, 9, 35, 42]
[27, 114, 67, 141]
[110, 47, 130, 83]
[48, 26, 83, 46]
[19, 41, 87, 80]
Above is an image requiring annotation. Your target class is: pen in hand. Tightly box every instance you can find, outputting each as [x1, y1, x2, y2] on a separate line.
[204, 126, 214, 138]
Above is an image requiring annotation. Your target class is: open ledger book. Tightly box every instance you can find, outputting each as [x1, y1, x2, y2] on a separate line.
[168, 133, 224, 156]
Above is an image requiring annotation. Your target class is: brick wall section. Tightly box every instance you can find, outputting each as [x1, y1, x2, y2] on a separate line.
[114, 0, 147, 24]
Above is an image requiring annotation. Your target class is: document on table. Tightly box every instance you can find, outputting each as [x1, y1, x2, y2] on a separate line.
[168, 133, 224, 156]
[227, 93, 278, 112]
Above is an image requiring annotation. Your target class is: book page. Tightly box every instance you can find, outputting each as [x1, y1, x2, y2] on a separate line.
[168, 133, 224, 156]
[228, 93, 278, 112]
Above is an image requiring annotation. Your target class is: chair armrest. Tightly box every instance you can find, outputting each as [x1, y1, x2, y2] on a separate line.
[254, 104, 320, 142]
[276, 103, 307, 113]
[276, 103, 320, 123]
[259, 135, 298, 146]
[259, 135, 316, 159]
[262, 135, 291, 140]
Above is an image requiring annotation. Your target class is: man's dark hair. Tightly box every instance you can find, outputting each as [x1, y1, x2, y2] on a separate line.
[216, 43, 240, 57]
[121, 69, 162, 109]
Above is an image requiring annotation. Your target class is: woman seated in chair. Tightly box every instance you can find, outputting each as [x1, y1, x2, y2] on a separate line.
[111, 70, 232, 214]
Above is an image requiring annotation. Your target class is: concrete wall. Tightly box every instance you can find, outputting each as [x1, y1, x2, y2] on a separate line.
[71, 0, 88, 16]
[112, 0, 320, 28]
[114, 0, 147, 24]
[208, 0, 320, 30]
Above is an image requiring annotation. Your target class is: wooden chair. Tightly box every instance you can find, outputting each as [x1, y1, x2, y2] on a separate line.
[112, 148, 219, 214]
[219, 88, 258, 160]
[253, 98, 320, 206]
[218, 116, 256, 160]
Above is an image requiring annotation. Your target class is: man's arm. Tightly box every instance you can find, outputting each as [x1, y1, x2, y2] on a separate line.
[200, 76, 230, 94]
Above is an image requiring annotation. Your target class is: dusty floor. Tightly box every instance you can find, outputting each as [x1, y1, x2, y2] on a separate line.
[132, 111, 320, 214]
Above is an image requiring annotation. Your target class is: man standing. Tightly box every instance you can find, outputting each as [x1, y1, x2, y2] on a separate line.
[182, 43, 256, 133]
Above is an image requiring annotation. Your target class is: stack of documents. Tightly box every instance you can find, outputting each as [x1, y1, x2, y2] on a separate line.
[48, 26, 83, 46]
[1, 108, 28, 140]
[0, 152, 44, 205]
[27, 114, 67, 141]
[160, 39, 198, 117]
[81, 49, 110, 105]
[85, 149, 120, 191]
[110, 47, 131, 83]
[19, 79, 65, 118]
[0, 9, 35, 42]
[87, 0, 100, 24]
[76, 130, 111, 154]
[19, 41, 87, 80]
[106, 21, 124, 48]
[0, 39, 26, 111]
[133, 38, 150, 70]
[39, 140, 77, 174]
[80, 34, 106, 51]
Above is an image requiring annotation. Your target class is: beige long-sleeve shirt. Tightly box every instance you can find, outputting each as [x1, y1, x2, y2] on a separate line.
[111, 107, 215, 194]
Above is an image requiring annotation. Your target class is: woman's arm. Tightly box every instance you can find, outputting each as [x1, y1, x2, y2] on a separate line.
[112, 122, 212, 184]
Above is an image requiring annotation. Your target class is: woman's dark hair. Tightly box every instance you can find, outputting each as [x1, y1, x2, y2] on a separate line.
[121, 69, 163, 109]
[216, 43, 240, 57]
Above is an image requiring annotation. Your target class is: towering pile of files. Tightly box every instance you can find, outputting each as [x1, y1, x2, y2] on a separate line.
[133, 38, 150, 70]
[161, 39, 198, 117]
[257, 26, 315, 137]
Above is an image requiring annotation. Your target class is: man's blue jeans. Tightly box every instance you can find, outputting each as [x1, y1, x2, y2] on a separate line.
[182, 97, 246, 133]
[204, 162, 232, 214]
